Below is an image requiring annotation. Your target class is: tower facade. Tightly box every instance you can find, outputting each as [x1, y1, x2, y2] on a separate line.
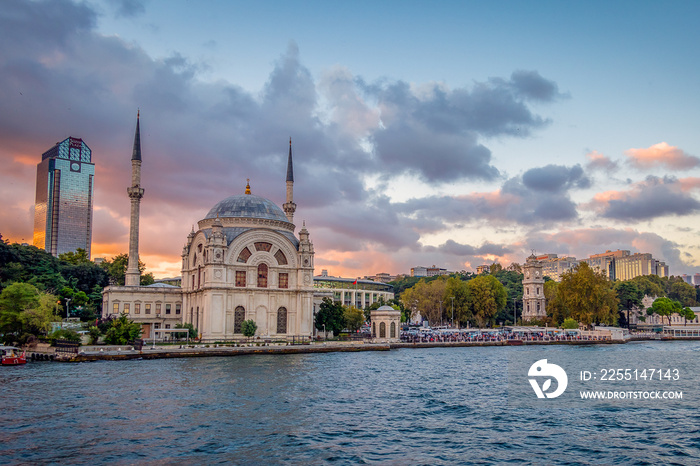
[125, 112, 144, 286]
[282, 138, 296, 224]
[522, 254, 546, 322]
[33, 137, 95, 257]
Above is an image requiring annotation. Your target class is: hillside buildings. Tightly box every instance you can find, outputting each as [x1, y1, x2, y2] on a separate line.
[411, 265, 451, 277]
[536, 250, 669, 282]
[33, 137, 95, 257]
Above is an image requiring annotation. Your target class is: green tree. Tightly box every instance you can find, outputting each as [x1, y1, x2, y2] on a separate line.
[681, 307, 696, 326]
[314, 297, 345, 336]
[344, 305, 365, 332]
[444, 276, 472, 327]
[20, 292, 60, 335]
[544, 280, 568, 325]
[0, 282, 40, 335]
[562, 318, 579, 329]
[648, 297, 681, 326]
[556, 263, 618, 327]
[58, 248, 91, 265]
[104, 313, 142, 345]
[87, 326, 101, 345]
[668, 280, 697, 307]
[467, 275, 507, 327]
[614, 281, 644, 328]
[174, 323, 197, 339]
[101, 253, 153, 286]
[241, 319, 257, 338]
[629, 275, 665, 299]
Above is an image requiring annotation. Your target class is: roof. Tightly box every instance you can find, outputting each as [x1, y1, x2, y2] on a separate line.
[144, 283, 179, 288]
[205, 194, 288, 223]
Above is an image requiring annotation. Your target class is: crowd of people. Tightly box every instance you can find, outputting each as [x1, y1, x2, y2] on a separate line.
[399, 328, 610, 343]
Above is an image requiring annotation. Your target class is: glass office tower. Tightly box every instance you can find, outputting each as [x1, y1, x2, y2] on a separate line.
[33, 137, 95, 258]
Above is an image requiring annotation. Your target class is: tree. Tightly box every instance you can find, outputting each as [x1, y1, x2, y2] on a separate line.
[58, 248, 91, 265]
[101, 253, 152, 286]
[668, 280, 697, 307]
[241, 319, 257, 338]
[314, 297, 345, 336]
[344, 306, 365, 332]
[104, 313, 142, 345]
[562, 318, 579, 329]
[556, 263, 618, 327]
[681, 307, 696, 326]
[614, 281, 644, 328]
[444, 276, 471, 327]
[174, 323, 197, 339]
[20, 292, 59, 335]
[467, 275, 507, 327]
[648, 297, 681, 326]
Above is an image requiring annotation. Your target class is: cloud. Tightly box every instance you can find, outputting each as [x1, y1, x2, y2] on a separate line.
[522, 164, 590, 192]
[586, 176, 700, 221]
[625, 142, 700, 170]
[108, 0, 146, 19]
[586, 150, 619, 172]
[524, 227, 694, 276]
[508, 70, 566, 102]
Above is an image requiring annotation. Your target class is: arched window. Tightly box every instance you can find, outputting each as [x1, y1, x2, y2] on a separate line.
[257, 263, 268, 288]
[234, 306, 245, 334]
[390, 322, 396, 338]
[380, 322, 386, 338]
[372, 322, 376, 337]
[277, 307, 287, 334]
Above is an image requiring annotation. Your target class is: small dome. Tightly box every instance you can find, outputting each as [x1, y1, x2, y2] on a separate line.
[205, 194, 288, 222]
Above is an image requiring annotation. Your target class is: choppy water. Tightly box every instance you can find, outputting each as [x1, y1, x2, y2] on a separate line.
[2, 341, 700, 465]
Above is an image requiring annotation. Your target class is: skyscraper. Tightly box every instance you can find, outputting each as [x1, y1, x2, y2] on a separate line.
[33, 137, 95, 258]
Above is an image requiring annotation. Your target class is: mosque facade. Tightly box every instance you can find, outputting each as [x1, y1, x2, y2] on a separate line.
[103, 116, 315, 341]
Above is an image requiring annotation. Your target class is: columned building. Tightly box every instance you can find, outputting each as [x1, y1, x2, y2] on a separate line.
[313, 270, 394, 310]
[522, 254, 546, 322]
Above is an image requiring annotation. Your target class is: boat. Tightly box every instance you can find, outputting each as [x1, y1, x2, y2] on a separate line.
[0, 346, 27, 365]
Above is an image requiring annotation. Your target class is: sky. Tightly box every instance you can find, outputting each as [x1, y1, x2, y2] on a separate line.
[2, 0, 700, 279]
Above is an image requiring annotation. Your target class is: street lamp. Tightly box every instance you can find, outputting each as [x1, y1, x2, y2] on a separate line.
[323, 324, 326, 341]
[65, 298, 72, 318]
[450, 296, 455, 328]
[513, 298, 516, 326]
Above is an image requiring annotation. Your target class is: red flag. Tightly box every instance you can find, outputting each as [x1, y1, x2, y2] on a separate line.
[353, 279, 358, 285]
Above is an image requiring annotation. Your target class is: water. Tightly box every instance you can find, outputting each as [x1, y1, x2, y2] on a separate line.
[2, 341, 700, 464]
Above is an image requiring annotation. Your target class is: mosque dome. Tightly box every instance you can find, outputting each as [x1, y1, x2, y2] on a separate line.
[204, 194, 288, 223]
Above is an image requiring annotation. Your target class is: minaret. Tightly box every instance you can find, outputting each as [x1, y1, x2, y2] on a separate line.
[283, 138, 296, 224]
[125, 111, 145, 287]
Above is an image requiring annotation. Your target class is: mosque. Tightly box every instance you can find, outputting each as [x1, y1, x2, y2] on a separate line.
[102, 114, 315, 341]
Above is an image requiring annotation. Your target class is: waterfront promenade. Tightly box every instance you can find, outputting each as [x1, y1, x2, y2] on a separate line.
[38, 335, 674, 362]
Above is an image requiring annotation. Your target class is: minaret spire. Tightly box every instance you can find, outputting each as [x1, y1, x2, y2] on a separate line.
[125, 110, 145, 287]
[283, 137, 297, 224]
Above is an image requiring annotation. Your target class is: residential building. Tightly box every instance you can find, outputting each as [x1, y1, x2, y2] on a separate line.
[314, 270, 394, 309]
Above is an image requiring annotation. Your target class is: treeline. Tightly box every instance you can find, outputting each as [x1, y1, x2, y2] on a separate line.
[391, 261, 699, 328]
[0, 235, 156, 343]
[392, 264, 523, 327]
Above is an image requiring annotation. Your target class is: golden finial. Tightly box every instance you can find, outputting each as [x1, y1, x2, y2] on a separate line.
[245, 178, 251, 195]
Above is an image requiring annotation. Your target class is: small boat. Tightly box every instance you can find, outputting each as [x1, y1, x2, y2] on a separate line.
[1, 346, 27, 365]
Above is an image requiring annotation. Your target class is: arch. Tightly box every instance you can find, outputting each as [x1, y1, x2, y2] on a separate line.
[257, 263, 268, 288]
[390, 322, 396, 338]
[234, 306, 245, 334]
[277, 307, 287, 334]
[380, 322, 386, 338]
[226, 230, 298, 268]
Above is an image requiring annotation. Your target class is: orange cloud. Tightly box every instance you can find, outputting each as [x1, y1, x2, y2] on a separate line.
[679, 177, 700, 192]
[625, 142, 699, 170]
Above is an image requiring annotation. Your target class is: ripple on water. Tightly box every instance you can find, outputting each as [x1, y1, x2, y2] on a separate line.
[2, 342, 700, 464]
